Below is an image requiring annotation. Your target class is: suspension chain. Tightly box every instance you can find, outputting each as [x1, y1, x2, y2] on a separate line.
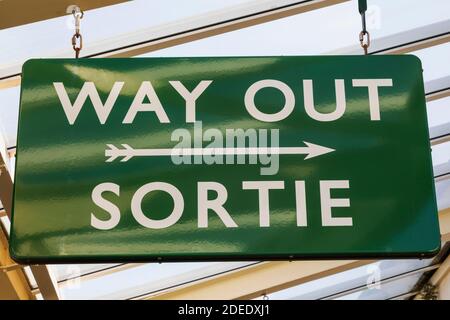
[358, 0, 370, 55]
[71, 7, 84, 58]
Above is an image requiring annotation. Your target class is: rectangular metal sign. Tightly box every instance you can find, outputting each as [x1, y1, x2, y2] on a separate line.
[10, 56, 440, 263]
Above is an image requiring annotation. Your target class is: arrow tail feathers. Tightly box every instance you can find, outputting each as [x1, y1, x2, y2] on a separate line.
[105, 144, 119, 162]
[120, 155, 133, 162]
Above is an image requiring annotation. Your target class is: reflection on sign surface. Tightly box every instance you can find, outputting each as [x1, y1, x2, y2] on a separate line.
[10, 56, 440, 263]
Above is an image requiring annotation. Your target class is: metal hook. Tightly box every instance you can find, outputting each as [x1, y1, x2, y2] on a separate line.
[359, 30, 370, 55]
[68, 5, 84, 58]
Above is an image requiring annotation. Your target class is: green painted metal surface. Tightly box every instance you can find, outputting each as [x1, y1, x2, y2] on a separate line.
[10, 56, 440, 263]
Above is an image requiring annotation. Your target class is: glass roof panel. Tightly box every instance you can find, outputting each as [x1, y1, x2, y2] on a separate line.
[436, 178, 450, 211]
[0, 0, 301, 77]
[254, 258, 433, 300]
[0, 216, 10, 235]
[334, 271, 430, 300]
[412, 42, 450, 93]
[0, 87, 19, 148]
[428, 97, 450, 139]
[142, 0, 450, 57]
[50, 264, 121, 283]
[23, 266, 37, 289]
[1, 0, 450, 78]
[59, 261, 259, 300]
[432, 141, 450, 177]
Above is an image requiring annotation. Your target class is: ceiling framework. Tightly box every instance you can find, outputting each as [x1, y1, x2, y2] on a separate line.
[1, 11, 449, 90]
[0, 0, 129, 30]
[140, 209, 450, 300]
[0, 152, 60, 300]
[0, 0, 448, 300]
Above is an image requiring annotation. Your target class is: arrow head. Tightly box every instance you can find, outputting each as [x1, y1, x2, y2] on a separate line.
[303, 141, 335, 160]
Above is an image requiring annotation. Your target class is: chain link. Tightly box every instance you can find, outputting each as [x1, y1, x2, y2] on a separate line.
[71, 7, 84, 58]
[359, 30, 370, 55]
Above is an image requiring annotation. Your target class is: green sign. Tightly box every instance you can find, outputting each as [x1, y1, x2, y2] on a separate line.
[11, 56, 440, 263]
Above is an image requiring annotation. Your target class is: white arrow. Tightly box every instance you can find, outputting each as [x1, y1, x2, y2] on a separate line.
[105, 142, 334, 162]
